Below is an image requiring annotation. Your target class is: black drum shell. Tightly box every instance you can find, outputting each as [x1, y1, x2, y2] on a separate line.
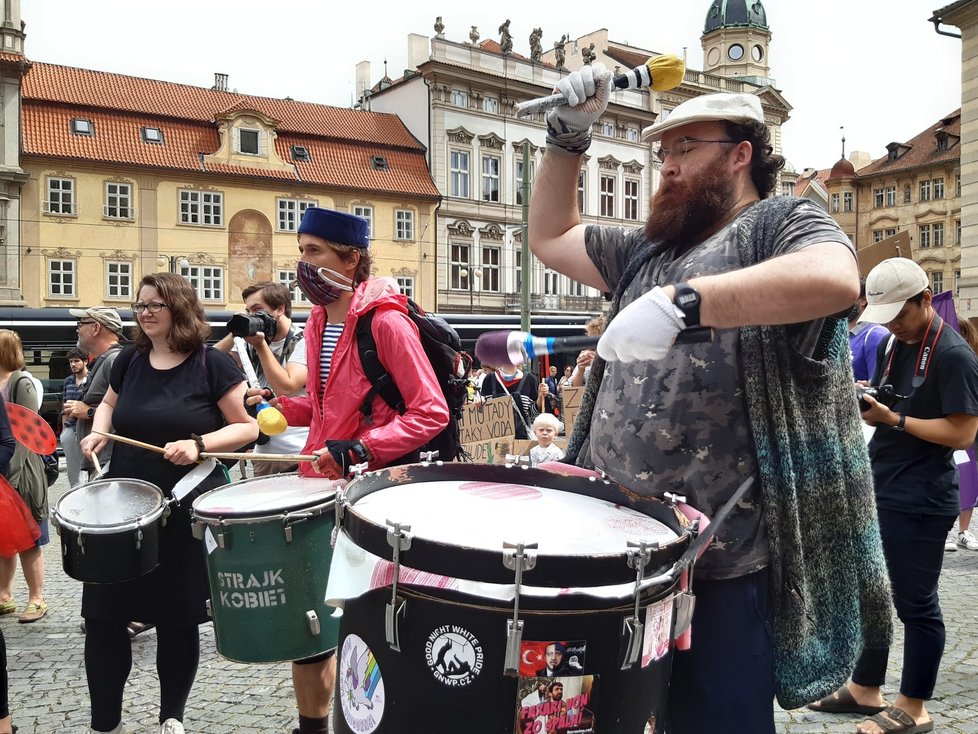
[334, 581, 677, 734]
[57, 520, 163, 584]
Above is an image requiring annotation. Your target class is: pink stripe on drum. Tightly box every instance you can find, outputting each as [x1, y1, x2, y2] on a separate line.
[457, 481, 542, 501]
[369, 561, 459, 591]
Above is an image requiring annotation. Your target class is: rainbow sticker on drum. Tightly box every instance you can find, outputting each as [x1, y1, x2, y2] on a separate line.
[340, 633, 385, 733]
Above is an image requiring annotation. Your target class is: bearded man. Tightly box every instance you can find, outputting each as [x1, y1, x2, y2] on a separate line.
[529, 75, 892, 734]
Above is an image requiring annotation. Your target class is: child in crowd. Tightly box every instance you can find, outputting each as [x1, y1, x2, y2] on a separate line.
[529, 413, 565, 465]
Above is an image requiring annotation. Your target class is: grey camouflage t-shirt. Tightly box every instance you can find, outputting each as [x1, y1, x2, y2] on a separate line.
[583, 201, 853, 579]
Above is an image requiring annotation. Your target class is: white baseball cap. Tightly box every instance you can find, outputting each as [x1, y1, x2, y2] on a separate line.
[859, 258, 930, 324]
[641, 92, 765, 142]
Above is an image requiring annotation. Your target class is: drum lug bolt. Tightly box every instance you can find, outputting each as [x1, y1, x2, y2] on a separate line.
[662, 492, 686, 507]
[502, 541, 538, 677]
[420, 450, 441, 465]
[504, 454, 531, 469]
[350, 461, 369, 478]
[621, 540, 657, 669]
[385, 520, 413, 652]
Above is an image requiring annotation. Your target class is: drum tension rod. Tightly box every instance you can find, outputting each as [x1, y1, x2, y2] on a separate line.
[385, 519, 412, 652]
[622, 539, 658, 670]
[420, 450, 441, 464]
[502, 541, 538, 677]
[504, 454, 531, 468]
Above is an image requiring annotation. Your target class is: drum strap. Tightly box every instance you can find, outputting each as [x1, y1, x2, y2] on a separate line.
[674, 471, 757, 576]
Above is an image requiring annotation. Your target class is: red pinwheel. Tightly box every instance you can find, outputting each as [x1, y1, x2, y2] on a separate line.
[5, 401, 57, 454]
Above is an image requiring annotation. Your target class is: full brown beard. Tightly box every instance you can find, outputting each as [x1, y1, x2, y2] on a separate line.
[644, 152, 737, 252]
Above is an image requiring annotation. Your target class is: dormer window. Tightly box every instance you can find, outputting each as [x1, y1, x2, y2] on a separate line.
[237, 128, 261, 155]
[291, 145, 311, 162]
[371, 155, 389, 171]
[71, 118, 94, 136]
[141, 127, 164, 144]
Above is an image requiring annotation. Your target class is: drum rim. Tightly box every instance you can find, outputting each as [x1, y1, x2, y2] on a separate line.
[52, 478, 166, 534]
[340, 462, 691, 588]
[191, 473, 337, 520]
[192, 497, 335, 526]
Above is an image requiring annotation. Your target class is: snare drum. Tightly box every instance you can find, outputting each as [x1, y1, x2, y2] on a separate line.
[52, 479, 168, 584]
[330, 463, 693, 734]
[191, 474, 339, 663]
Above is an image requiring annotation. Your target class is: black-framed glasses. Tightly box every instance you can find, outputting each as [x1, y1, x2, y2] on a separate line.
[76, 320, 96, 330]
[131, 302, 168, 314]
[653, 138, 738, 164]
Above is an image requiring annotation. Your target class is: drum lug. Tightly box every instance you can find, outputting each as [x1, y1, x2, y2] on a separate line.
[284, 525, 293, 543]
[504, 454, 531, 468]
[385, 520, 413, 652]
[205, 599, 212, 618]
[334, 488, 348, 529]
[76, 533, 85, 555]
[673, 590, 696, 638]
[306, 610, 321, 636]
[350, 461, 369, 478]
[135, 526, 143, 551]
[502, 541, 537, 677]
[621, 540, 657, 670]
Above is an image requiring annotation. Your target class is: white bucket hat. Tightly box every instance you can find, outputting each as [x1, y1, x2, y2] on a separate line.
[642, 92, 765, 142]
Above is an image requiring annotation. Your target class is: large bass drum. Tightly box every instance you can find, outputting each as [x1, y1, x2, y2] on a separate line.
[52, 478, 168, 584]
[329, 462, 694, 734]
[191, 473, 340, 663]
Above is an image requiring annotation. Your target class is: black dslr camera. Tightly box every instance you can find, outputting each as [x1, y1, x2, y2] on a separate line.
[226, 310, 277, 339]
[856, 384, 898, 412]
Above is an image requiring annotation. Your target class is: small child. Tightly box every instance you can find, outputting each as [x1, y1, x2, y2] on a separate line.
[530, 413, 565, 465]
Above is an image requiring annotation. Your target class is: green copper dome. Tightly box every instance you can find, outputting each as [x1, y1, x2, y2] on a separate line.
[704, 0, 769, 33]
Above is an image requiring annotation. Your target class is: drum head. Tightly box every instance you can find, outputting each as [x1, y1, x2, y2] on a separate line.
[56, 479, 163, 530]
[192, 474, 337, 519]
[353, 479, 677, 556]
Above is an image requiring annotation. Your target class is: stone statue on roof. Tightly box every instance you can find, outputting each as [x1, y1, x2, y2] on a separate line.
[581, 42, 596, 65]
[499, 19, 513, 54]
[554, 34, 567, 70]
[529, 28, 543, 62]
[434, 16, 445, 37]
[469, 26, 480, 44]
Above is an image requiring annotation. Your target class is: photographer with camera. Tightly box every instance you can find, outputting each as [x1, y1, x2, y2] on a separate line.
[215, 282, 307, 476]
[812, 258, 978, 734]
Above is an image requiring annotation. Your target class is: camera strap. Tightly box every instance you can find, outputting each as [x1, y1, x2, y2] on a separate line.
[881, 312, 944, 394]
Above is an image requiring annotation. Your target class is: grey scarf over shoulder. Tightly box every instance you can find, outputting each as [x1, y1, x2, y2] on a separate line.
[567, 197, 892, 708]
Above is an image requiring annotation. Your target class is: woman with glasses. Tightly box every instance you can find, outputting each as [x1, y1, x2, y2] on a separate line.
[80, 272, 257, 734]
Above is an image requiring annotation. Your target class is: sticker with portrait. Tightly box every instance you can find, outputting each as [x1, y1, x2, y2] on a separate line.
[642, 595, 673, 668]
[515, 674, 598, 734]
[519, 640, 587, 678]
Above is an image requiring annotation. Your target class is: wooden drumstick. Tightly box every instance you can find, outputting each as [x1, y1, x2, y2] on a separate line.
[93, 432, 317, 463]
[91, 453, 102, 476]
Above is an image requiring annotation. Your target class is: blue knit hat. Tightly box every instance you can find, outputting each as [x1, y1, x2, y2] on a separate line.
[298, 207, 369, 249]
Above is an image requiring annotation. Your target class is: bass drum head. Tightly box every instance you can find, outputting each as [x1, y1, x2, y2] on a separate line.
[193, 473, 337, 521]
[55, 478, 163, 531]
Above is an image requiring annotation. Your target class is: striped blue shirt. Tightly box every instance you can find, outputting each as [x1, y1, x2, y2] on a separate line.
[319, 322, 345, 395]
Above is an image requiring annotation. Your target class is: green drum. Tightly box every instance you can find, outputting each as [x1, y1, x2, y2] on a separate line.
[192, 473, 339, 663]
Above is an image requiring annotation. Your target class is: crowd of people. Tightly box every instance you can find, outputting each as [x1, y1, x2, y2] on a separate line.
[0, 84, 976, 734]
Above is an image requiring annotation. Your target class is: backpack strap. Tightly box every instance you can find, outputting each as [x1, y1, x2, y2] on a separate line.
[356, 309, 406, 425]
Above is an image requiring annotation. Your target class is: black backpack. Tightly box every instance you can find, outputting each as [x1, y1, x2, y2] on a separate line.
[356, 300, 472, 462]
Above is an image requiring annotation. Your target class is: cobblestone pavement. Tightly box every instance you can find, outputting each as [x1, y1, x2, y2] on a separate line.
[4, 470, 978, 733]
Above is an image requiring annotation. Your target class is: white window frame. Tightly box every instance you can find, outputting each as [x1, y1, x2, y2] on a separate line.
[482, 246, 500, 293]
[481, 154, 500, 203]
[277, 198, 318, 232]
[395, 209, 414, 241]
[104, 182, 133, 220]
[933, 222, 944, 247]
[543, 269, 560, 295]
[450, 243, 470, 291]
[624, 178, 640, 221]
[918, 224, 931, 248]
[142, 126, 163, 144]
[105, 261, 133, 300]
[956, 219, 962, 244]
[450, 90, 468, 108]
[933, 178, 944, 199]
[831, 193, 839, 213]
[182, 264, 224, 302]
[600, 174, 616, 218]
[873, 230, 884, 243]
[885, 186, 896, 206]
[450, 149, 470, 198]
[919, 180, 931, 202]
[931, 271, 944, 294]
[599, 121, 615, 137]
[71, 118, 94, 136]
[844, 192, 853, 212]
[48, 258, 76, 298]
[277, 268, 310, 305]
[179, 189, 224, 227]
[352, 205, 373, 238]
[625, 127, 640, 143]
[482, 97, 498, 114]
[515, 159, 534, 206]
[395, 276, 415, 300]
[46, 177, 75, 216]
[873, 188, 884, 208]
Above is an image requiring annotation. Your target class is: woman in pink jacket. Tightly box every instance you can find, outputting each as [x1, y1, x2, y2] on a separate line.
[272, 206, 448, 734]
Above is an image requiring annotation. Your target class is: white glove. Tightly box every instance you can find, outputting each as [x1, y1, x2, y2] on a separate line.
[598, 286, 685, 363]
[546, 62, 612, 155]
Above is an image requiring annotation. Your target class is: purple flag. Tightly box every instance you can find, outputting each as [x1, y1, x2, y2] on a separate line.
[932, 290, 959, 332]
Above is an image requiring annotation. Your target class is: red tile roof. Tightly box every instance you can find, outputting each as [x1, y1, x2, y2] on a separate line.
[21, 62, 440, 199]
[856, 110, 961, 179]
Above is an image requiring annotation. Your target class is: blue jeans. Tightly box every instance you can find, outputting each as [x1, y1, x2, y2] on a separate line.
[852, 508, 955, 699]
[665, 568, 775, 734]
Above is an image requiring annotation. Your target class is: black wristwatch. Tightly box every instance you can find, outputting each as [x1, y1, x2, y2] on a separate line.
[673, 282, 702, 328]
[86, 407, 95, 418]
[351, 441, 371, 463]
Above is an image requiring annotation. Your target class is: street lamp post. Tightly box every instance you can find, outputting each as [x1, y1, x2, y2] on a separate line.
[460, 267, 482, 313]
[157, 254, 189, 273]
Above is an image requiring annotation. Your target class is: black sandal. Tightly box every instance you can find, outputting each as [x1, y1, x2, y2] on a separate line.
[127, 621, 155, 638]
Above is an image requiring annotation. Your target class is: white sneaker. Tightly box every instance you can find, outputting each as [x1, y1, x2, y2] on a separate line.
[958, 530, 978, 550]
[160, 720, 185, 734]
[945, 537, 958, 552]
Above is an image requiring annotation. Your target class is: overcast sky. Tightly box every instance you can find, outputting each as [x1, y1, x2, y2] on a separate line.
[26, 0, 961, 170]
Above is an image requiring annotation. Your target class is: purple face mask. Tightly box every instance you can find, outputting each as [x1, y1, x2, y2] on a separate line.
[295, 260, 354, 306]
